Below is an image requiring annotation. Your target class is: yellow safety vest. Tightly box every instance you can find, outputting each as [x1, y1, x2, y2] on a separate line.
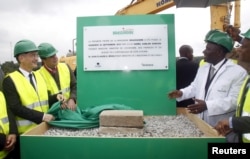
[9, 71, 49, 134]
[39, 63, 70, 99]
[0, 92, 10, 158]
[199, 59, 206, 67]
[231, 59, 238, 64]
[236, 77, 250, 143]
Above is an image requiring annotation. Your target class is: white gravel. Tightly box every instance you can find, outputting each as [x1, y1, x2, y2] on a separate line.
[44, 115, 204, 137]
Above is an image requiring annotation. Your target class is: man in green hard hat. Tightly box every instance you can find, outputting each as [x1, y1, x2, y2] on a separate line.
[2, 39, 65, 157]
[215, 28, 250, 143]
[2, 39, 62, 133]
[168, 30, 247, 128]
[38, 42, 77, 111]
[200, 29, 239, 66]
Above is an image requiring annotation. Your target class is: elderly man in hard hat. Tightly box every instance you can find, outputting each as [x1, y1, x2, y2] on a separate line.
[215, 29, 250, 143]
[38, 42, 77, 110]
[168, 30, 247, 127]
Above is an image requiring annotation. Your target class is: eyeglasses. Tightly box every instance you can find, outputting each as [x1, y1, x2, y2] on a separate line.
[24, 52, 39, 58]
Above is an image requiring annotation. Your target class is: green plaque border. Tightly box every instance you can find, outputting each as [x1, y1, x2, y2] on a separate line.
[76, 14, 176, 115]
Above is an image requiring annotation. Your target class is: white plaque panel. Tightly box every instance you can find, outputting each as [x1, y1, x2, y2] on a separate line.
[83, 25, 168, 71]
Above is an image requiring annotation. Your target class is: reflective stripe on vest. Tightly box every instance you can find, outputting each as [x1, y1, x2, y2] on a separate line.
[17, 120, 34, 127]
[0, 92, 10, 158]
[1, 117, 9, 125]
[236, 76, 250, 142]
[9, 71, 49, 134]
[26, 100, 49, 110]
[60, 87, 70, 95]
[39, 63, 70, 99]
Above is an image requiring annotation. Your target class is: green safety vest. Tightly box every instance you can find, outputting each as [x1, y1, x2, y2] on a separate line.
[236, 76, 250, 143]
[9, 71, 49, 134]
[39, 63, 70, 99]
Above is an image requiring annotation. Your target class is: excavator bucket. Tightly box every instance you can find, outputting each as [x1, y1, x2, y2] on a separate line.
[174, 0, 236, 8]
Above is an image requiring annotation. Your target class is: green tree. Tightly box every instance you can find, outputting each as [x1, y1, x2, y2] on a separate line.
[1, 61, 19, 75]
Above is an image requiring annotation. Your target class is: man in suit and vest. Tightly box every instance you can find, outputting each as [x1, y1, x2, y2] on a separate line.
[168, 30, 247, 127]
[38, 43, 77, 110]
[215, 28, 250, 143]
[2, 39, 65, 157]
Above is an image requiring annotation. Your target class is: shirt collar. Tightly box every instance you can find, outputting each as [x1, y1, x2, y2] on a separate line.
[44, 64, 57, 74]
[212, 58, 226, 71]
[178, 57, 189, 60]
[19, 67, 32, 78]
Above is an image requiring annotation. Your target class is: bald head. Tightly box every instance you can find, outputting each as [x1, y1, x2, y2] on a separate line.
[179, 45, 193, 61]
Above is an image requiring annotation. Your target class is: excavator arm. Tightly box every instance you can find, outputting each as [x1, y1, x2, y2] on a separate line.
[210, 1, 241, 31]
[115, 0, 176, 15]
[115, 0, 241, 32]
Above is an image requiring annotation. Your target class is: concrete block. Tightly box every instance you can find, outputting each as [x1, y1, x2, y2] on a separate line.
[99, 110, 144, 128]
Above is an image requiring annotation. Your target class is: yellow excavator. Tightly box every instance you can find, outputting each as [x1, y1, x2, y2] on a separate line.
[115, 0, 241, 32]
[59, 55, 76, 71]
[115, 0, 243, 66]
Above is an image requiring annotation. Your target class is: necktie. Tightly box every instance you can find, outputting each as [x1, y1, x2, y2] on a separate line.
[29, 73, 35, 89]
[209, 66, 215, 81]
[205, 66, 215, 97]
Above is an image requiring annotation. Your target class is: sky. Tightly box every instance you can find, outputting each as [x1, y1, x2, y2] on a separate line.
[0, 0, 249, 63]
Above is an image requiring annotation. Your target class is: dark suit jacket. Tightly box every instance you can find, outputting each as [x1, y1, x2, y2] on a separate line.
[176, 58, 199, 107]
[225, 116, 250, 143]
[2, 71, 58, 124]
[232, 116, 250, 134]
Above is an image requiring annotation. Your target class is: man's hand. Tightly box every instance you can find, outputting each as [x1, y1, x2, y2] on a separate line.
[187, 98, 207, 114]
[43, 114, 55, 122]
[57, 94, 66, 102]
[4, 134, 16, 151]
[214, 119, 232, 136]
[168, 90, 183, 99]
[66, 98, 76, 111]
[57, 94, 68, 109]
[225, 25, 242, 43]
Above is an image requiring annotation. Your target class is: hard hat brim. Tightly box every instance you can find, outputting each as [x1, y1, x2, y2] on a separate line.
[41, 50, 58, 58]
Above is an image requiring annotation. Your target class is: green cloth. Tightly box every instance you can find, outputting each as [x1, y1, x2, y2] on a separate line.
[47, 102, 133, 129]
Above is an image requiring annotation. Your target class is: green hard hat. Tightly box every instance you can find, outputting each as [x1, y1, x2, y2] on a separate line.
[14, 39, 39, 57]
[38, 43, 58, 58]
[205, 30, 234, 52]
[241, 29, 250, 39]
[204, 29, 220, 41]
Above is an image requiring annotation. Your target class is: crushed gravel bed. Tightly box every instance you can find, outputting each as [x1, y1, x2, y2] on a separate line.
[44, 115, 204, 137]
